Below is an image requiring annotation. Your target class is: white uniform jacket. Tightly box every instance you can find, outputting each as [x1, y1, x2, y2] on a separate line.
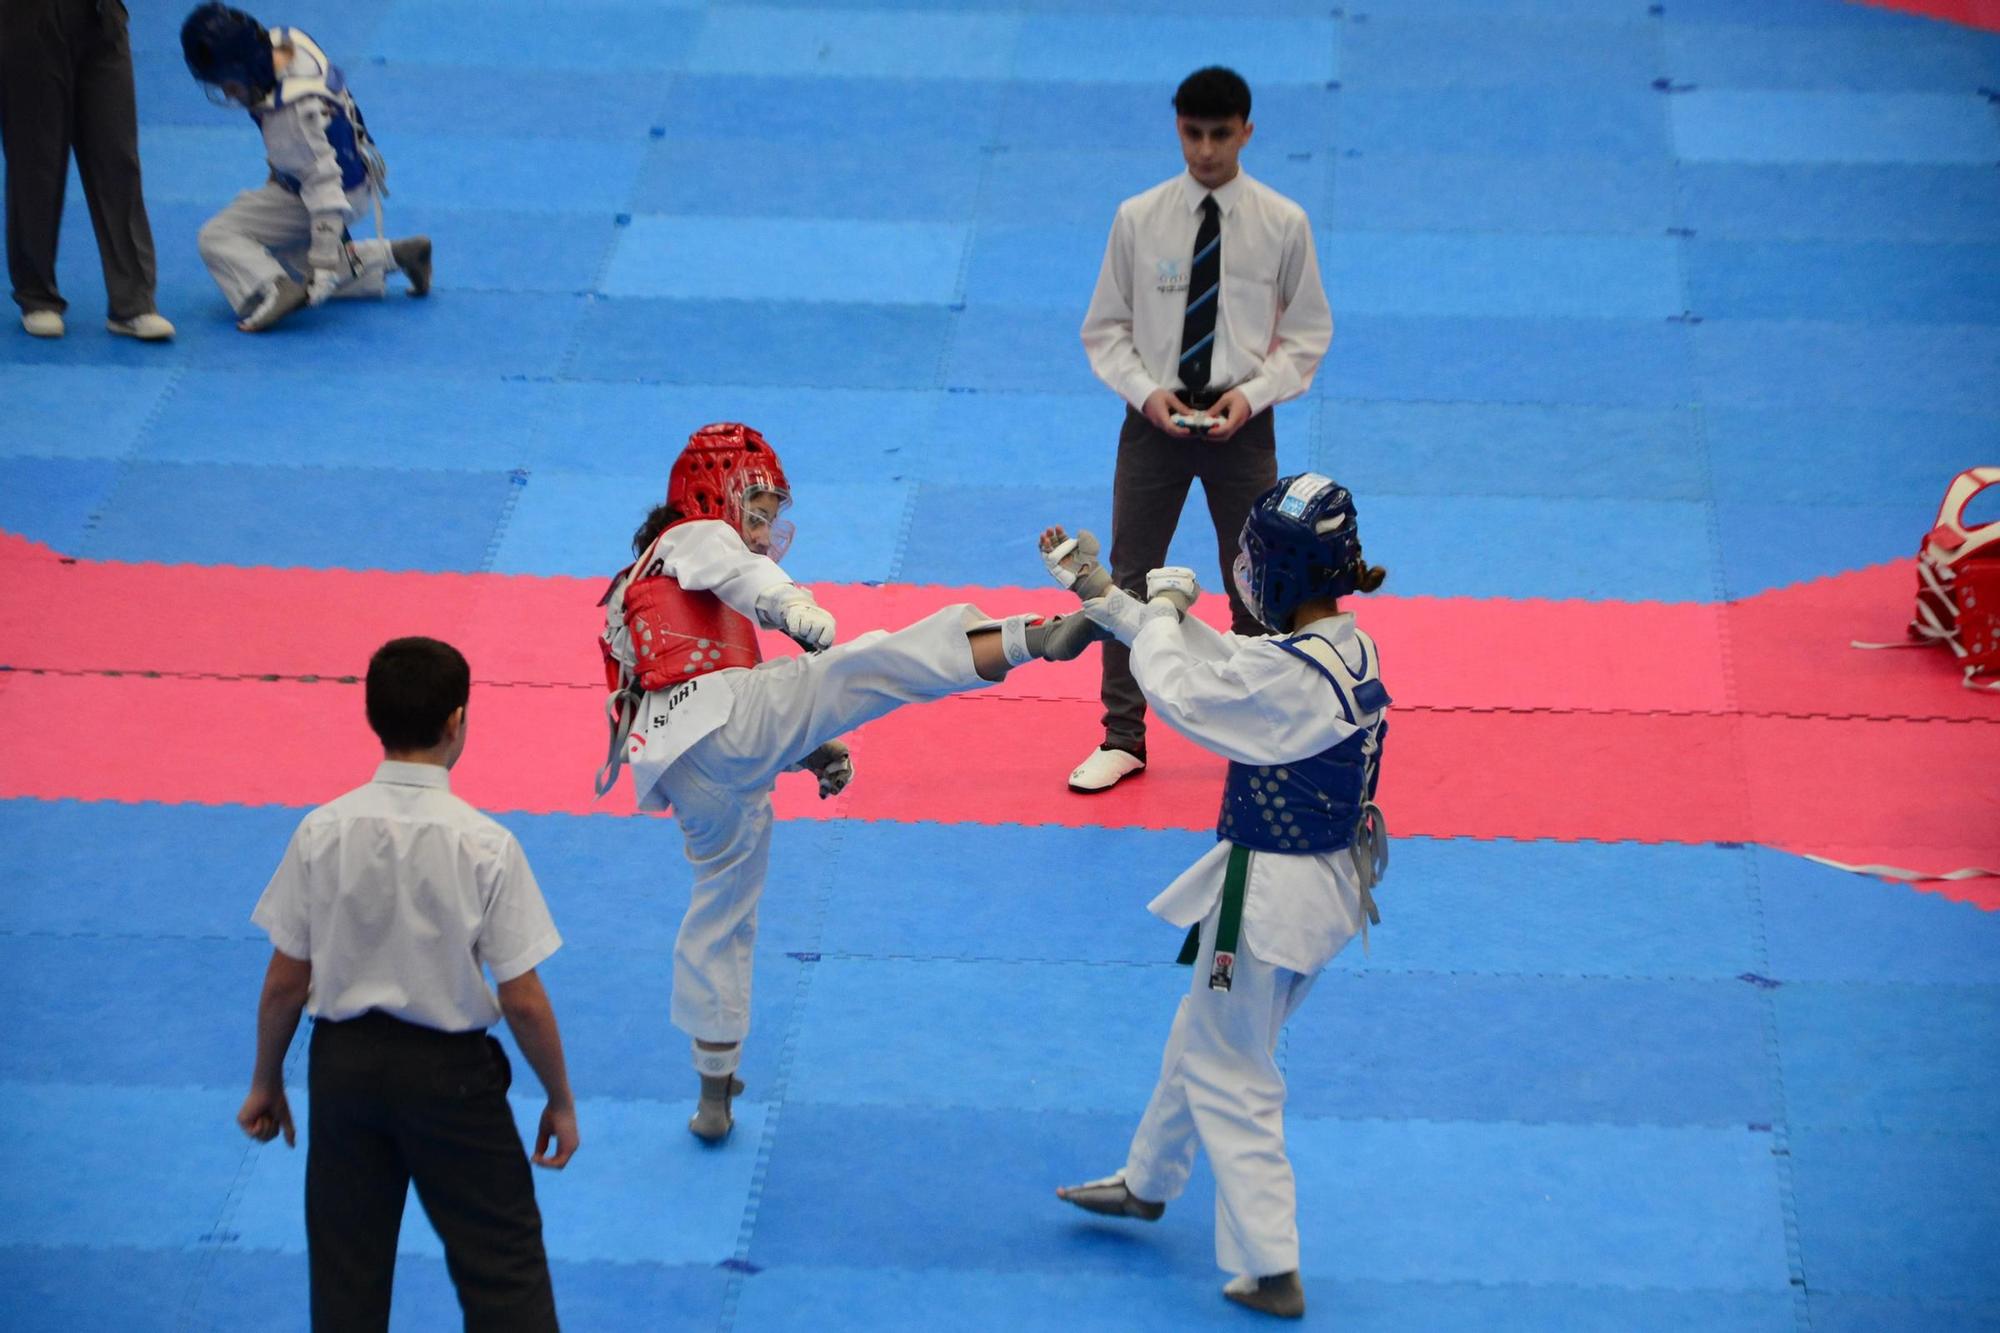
[1128, 609, 1385, 976]
[247, 28, 379, 223]
[604, 520, 801, 812]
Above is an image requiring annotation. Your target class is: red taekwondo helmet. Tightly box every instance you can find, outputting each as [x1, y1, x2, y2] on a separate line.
[666, 423, 795, 559]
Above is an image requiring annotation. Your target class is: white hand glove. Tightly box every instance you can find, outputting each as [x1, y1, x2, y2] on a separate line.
[1144, 566, 1201, 619]
[792, 740, 853, 800]
[780, 599, 836, 652]
[1081, 587, 1177, 645]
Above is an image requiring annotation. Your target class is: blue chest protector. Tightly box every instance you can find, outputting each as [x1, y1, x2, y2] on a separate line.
[1215, 630, 1390, 853]
[253, 29, 378, 196]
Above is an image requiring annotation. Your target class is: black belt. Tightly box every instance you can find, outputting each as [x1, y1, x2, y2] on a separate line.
[1181, 386, 1232, 410]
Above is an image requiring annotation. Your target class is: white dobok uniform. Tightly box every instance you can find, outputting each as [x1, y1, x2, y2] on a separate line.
[1099, 604, 1386, 1280]
[605, 520, 993, 1045]
[196, 27, 395, 313]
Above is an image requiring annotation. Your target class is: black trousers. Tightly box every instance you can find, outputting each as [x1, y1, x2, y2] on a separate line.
[308, 1013, 559, 1333]
[1099, 403, 1277, 755]
[0, 0, 157, 317]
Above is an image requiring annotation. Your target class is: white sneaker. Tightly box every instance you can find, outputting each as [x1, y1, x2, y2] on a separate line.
[1068, 746, 1145, 793]
[21, 310, 64, 338]
[106, 312, 175, 341]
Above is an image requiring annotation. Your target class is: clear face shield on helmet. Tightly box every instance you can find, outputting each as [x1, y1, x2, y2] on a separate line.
[737, 483, 795, 560]
[1231, 545, 1261, 625]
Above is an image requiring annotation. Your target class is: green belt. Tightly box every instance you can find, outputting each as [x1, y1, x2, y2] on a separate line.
[1177, 842, 1251, 991]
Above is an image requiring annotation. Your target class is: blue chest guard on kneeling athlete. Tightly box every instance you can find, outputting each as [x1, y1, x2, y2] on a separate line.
[1216, 629, 1389, 853]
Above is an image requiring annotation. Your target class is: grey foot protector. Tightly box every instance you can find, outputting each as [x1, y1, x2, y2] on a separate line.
[688, 1074, 743, 1142]
[239, 276, 309, 332]
[391, 236, 432, 296]
[1224, 1271, 1305, 1320]
[1056, 1175, 1165, 1221]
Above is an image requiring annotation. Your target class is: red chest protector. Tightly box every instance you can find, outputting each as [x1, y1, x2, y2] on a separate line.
[1904, 467, 2000, 692]
[593, 528, 763, 796]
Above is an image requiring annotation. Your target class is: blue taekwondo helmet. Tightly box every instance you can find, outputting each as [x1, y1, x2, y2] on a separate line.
[181, 3, 275, 106]
[1232, 473, 1365, 633]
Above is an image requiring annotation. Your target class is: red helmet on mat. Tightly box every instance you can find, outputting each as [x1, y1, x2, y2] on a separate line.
[666, 423, 794, 557]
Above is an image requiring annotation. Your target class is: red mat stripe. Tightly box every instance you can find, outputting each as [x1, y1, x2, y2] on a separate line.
[2, 673, 1992, 908]
[3, 545, 1988, 720]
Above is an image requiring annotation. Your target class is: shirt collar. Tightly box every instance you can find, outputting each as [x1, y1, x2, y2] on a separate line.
[373, 760, 451, 789]
[1178, 170, 1249, 217]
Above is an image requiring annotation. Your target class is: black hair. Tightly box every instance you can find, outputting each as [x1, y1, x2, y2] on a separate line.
[632, 501, 682, 558]
[1173, 66, 1252, 122]
[365, 637, 470, 752]
[1351, 554, 1388, 594]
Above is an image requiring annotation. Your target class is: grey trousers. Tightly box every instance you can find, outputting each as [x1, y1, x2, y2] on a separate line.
[198, 181, 394, 315]
[1100, 405, 1277, 755]
[0, 0, 157, 318]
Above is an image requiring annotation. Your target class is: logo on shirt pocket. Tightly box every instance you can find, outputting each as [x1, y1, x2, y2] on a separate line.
[1154, 258, 1188, 294]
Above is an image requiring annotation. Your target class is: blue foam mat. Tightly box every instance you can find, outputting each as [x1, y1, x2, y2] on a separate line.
[789, 957, 1187, 1113]
[689, 10, 1021, 80]
[1688, 241, 2000, 325]
[1671, 91, 2000, 164]
[1663, 20, 2000, 91]
[0, 458, 122, 554]
[961, 224, 1121, 308]
[1755, 848, 2000, 986]
[1703, 405, 2000, 506]
[79, 460, 520, 572]
[1291, 1119, 1792, 1289]
[1331, 840, 1768, 980]
[1009, 15, 1339, 85]
[994, 80, 1337, 155]
[1316, 400, 1705, 499]
[602, 217, 967, 305]
[1789, 1128, 2000, 1300]
[347, 63, 672, 141]
[0, 936, 273, 1087]
[1714, 498, 1928, 596]
[1326, 231, 1685, 319]
[570, 298, 951, 389]
[747, 1103, 1217, 1273]
[369, 0, 701, 71]
[658, 75, 1004, 147]
[1333, 152, 1676, 234]
[0, 1083, 249, 1250]
[1286, 973, 1776, 1125]
[942, 304, 1111, 396]
[1322, 315, 1695, 407]
[1340, 16, 1661, 90]
[1692, 320, 2000, 414]
[632, 137, 984, 222]
[1679, 162, 2000, 243]
[377, 208, 621, 295]
[1776, 984, 2000, 1134]
[1340, 86, 1673, 158]
[0, 800, 298, 940]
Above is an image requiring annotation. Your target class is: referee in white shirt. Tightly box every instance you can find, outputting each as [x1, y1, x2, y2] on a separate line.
[1071, 66, 1333, 794]
[238, 636, 576, 1332]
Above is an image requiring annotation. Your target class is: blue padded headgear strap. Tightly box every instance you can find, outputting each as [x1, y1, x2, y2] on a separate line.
[1233, 473, 1363, 632]
[181, 3, 274, 103]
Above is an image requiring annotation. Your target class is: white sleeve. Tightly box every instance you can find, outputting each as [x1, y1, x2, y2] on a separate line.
[1128, 622, 1361, 765]
[286, 99, 354, 220]
[1080, 206, 1160, 412]
[656, 520, 799, 620]
[474, 833, 561, 984]
[1235, 211, 1332, 416]
[249, 823, 313, 962]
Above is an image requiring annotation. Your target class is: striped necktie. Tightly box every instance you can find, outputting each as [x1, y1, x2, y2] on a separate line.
[1177, 194, 1222, 395]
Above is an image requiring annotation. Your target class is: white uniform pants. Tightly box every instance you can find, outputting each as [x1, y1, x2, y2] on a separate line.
[196, 180, 392, 314]
[657, 605, 988, 1044]
[1123, 903, 1319, 1278]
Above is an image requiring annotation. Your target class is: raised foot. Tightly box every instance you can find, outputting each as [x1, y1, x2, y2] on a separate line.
[1055, 1174, 1164, 1221]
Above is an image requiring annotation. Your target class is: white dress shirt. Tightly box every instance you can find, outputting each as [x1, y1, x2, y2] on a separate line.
[1124, 610, 1381, 975]
[252, 761, 561, 1031]
[1081, 169, 1333, 418]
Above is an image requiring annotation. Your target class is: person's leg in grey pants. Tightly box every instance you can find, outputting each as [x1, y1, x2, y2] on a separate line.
[1, 0, 158, 319]
[1098, 407, 1277, 758]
